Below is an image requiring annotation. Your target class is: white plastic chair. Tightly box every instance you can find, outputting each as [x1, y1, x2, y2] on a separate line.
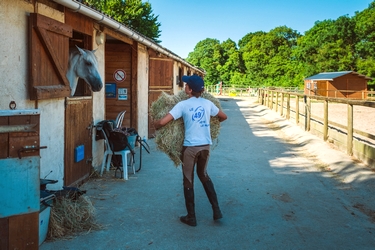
[115, 110, 126, 129]
[99, 121, 135, 180]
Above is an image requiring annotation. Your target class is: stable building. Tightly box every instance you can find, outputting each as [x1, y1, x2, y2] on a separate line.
[0, 0, 204, 248]
[304, 71, 371, 99]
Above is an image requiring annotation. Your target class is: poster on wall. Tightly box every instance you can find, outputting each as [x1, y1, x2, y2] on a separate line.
[118, 88, 128, 100]
[105, 83, 116, 98]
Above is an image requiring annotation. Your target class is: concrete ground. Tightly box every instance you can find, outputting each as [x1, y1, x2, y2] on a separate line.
[40, 97, 375, 250]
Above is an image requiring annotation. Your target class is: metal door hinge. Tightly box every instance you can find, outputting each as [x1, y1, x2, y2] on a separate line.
[86, 157, 93, 164]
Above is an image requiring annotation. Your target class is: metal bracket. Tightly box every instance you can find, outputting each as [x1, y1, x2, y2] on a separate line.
[18, 145, 47, 159]
[86, 119, 94, 137]
[86, 157, 93, 164]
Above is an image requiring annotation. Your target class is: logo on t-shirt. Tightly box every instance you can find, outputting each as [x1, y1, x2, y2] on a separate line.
[192, 106, 205, 122]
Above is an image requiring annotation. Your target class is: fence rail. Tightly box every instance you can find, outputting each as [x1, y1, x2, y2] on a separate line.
[206, 85, 375, 100]
[256, 88, 375, 167]
[206, 86, 258, 97]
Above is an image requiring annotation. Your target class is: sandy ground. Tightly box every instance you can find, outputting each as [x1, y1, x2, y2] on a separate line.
[293, 101, 375, 135]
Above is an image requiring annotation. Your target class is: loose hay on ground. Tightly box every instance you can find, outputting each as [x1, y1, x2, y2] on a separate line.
[48, 195, 103, 240]
[150, 90, 222, 167]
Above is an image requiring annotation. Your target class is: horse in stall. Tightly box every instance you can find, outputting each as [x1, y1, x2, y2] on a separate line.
[66, 45, 103, 96]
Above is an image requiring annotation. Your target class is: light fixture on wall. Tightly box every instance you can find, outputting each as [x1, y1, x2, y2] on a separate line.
[95, 31, 105, 46]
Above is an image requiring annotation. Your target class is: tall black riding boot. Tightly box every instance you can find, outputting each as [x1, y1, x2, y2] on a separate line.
[203, 180, 223, 220]
[180, 187, 197, 226]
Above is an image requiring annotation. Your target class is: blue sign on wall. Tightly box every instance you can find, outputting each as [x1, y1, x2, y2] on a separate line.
[105, 83, 116, 98]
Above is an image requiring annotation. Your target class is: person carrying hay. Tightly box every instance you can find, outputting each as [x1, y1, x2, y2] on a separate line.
[153, 75, 227, 227]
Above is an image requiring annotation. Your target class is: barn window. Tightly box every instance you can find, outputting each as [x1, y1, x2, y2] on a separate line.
[69, 31, 93, 97]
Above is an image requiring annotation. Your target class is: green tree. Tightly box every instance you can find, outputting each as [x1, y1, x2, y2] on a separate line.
[295, 16, 357, 77]
[186, 38, 222, 86]
[354, 1, 375, 78]
[240, 26, 300, 87]
[84, 0, 161, 42]
[217, 39, 243, 86]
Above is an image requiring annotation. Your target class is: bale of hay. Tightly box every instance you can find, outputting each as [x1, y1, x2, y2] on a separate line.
[48, 195, 103, 240]
[150, 90, 222, 167]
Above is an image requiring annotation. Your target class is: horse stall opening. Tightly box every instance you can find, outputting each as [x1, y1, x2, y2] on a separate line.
[64, 10, 96, 187]
[105, 41, 135, 128]
[28, 12, 94, 187]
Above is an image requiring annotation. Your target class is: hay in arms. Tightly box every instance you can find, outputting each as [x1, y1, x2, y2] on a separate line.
[150, 90, 222, 167]
[48, 195, 103, 240]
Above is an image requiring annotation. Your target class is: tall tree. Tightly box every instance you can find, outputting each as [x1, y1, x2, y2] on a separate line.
[240, 26, 301, 87]
[354, 1, 375, 78]
[186, 38, 222, 85]
[295, 16, 357, 77]
[84, 0, 161, 42]
[217, 39, 242, 86]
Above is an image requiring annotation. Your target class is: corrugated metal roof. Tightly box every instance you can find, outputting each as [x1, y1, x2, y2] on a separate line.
[305, 71, 372, 81]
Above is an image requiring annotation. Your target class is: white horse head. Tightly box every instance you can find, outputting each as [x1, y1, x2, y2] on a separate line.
[66, 45, 103, 96]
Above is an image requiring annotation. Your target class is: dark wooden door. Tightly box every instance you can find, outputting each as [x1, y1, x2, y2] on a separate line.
[105, 42, 132, 127]
[64, 97, 93, 187]
[148, 56, 174, 137]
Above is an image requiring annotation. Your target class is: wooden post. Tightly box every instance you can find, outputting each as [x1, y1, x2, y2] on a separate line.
[295, 95, 299, 124]
[268, 90, 271, 108]
[323, 99, 328, 141]
[271, 90, 274, 110]
[275, 91, 279, 112]
[286, 93, 290, 120]
[280, 93, 284, 116]
[347, 103, 353, 156]
[307, 97, 311, 131]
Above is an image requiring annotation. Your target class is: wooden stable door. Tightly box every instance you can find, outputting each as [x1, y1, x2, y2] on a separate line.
[105, 42, 133, 126]
[148, 55, 174, 137]
[64, 97, 93, 187]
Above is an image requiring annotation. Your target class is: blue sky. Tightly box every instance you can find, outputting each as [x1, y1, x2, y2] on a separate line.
[147, 0, 373, 59]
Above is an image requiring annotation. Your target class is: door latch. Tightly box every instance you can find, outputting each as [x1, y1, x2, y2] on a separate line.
[18, 145, 47, 159]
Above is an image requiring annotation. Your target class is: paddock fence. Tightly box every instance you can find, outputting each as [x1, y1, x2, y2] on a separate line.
[256, 88, 375, 168]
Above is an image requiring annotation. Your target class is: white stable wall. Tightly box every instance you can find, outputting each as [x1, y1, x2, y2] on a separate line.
[0, 0, 106, 188]
[137, 44, 149, 139]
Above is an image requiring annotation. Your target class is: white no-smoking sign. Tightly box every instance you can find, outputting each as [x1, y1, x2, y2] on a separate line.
[113, 69, 126, 83]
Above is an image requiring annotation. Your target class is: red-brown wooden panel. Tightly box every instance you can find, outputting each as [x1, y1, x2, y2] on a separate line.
[65, 9, 93, 36]
[64, 98, 93, 187]
[105, 42, 132, 127]
[149, 58, 174, 87]
[8, 212, 38, 250]
[148, 52, 174, 138]
[28, 13, 72, 100]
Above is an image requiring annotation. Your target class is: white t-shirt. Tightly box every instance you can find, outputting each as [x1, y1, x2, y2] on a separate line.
[169, 97, 219, 146]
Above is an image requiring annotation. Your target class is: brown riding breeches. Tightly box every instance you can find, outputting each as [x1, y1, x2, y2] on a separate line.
[181, 145, 211, 188]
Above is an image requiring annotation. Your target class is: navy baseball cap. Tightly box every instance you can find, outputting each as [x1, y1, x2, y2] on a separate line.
[182, 75, 204, 92]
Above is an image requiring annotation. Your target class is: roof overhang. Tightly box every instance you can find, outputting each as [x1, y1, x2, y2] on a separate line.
[52, 0, 205, 75]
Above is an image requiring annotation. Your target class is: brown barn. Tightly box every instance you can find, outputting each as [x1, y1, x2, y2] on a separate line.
[304, 71, 372, 99]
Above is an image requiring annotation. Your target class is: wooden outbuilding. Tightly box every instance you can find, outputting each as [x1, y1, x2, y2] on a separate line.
[304, 71, 372, 99]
